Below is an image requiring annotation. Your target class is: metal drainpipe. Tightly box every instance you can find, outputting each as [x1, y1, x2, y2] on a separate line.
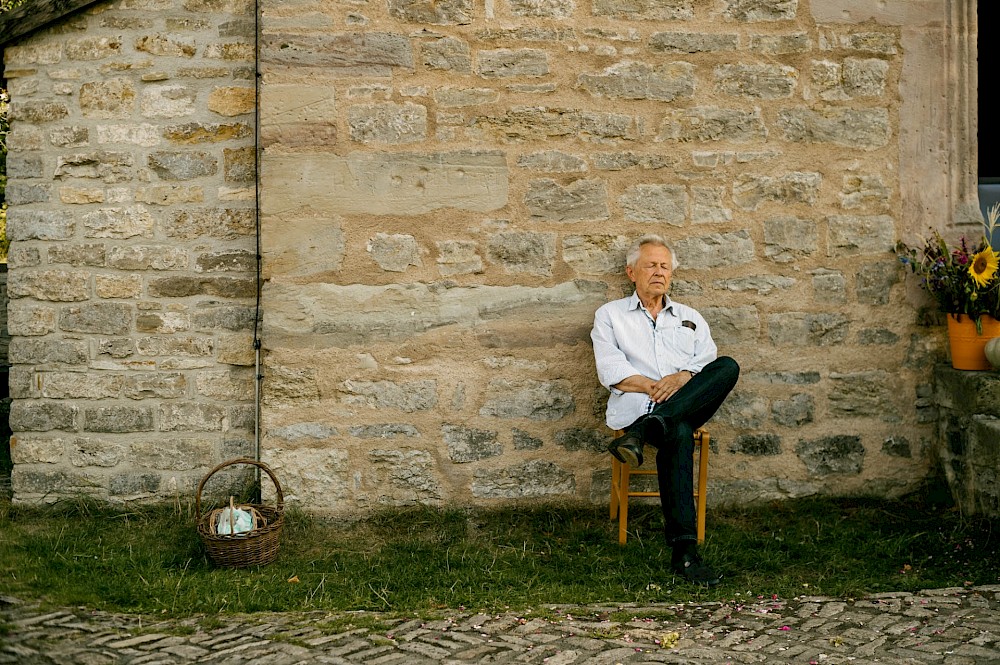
[253, 0, 263, 498]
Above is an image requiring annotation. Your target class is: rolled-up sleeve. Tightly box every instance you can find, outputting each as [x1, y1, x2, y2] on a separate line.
[591, 304, 639, 394]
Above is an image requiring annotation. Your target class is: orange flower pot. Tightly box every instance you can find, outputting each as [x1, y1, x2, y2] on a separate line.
[946, 314, 1000, 370]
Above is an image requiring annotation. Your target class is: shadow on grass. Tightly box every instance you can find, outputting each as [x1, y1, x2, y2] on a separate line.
[1, 486, 997, 617]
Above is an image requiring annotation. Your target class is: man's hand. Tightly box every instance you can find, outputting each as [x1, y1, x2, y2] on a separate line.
[613, 371, 692, 403]
[648, 371, 691, 403]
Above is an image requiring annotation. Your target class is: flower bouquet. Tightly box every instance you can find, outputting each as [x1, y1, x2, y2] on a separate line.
[896, 204, 1000, 368]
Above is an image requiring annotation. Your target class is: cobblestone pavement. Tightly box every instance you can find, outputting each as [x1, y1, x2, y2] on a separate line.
[3, 587, 1000, 665]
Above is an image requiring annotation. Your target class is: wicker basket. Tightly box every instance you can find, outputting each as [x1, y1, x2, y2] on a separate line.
[196, 458, 284, 568]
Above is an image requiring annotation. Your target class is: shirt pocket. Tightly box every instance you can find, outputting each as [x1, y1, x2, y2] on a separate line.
[672, 325, 697, 357]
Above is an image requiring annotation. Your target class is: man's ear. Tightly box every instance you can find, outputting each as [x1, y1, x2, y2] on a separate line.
[625, 265, 636, 282]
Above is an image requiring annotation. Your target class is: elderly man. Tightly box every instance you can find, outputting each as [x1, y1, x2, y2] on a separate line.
[591, 234, 739, 586]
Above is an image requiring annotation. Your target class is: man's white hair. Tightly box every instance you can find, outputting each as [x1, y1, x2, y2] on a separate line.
[625, 234, 679, 270]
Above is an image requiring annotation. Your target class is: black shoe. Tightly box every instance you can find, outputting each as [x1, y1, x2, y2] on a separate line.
[608, 431, 644, 467]
[672, 549, 721, 587]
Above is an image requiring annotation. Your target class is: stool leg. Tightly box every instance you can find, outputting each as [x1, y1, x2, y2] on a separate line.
[618, 461, 630, 545]
[610, 457, 620, 519]
[696, 430, 710, 545]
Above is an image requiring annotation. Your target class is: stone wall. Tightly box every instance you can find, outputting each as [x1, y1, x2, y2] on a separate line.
[258, 0, 953, 511]
[935, 366, 1000, 517]
[3, 0, 257, 502]
[2, 0, 974, 510]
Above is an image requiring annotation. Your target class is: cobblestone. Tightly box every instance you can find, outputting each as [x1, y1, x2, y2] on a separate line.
[3, 587, 1000, 664]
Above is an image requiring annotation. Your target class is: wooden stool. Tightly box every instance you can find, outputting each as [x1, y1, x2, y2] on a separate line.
[609, 427, 710, 545]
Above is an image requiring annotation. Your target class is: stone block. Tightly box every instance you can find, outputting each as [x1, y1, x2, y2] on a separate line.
[855, 260, 900, 304]
[262, 32, 413, 75]
[11, 100, 70, 123]
[691, 186, 732, 223]
[748, 32, 811, 54]
[733, 172, 821, 211]
[555, 428, 609, 453]
[657, 106, 767, 143]
[712, 276, 794, 295]
[195, 249, 256, 273]
[12, 469, 101, 496]
[796, 435, 865, 476]
[364, 449, 441, 506]
[509, 0, 574, 17]
[66, 36, 124, 60]
[349, 424, 420, 439]
[722, 0, 797, 22]
[196, 370, 254, 400]
[729, 433, 782, 456]
[674, 231, 755, 268]
[591, 0, 692, 19]
[477, 49, 548, 78]
[136, 311, 190, 333]
[443, 424, 502, 462]
[513, 428, 543, 450]
[270, 422, 340, 441]
[8, 270, 90, 302]
[7, 302, 57, 336]
[778, 107, 890, 149]
[715, 392, 768, 429]
[768, 312, 848, 346]
[433, 86, 499, 108]
[82, 206, 154, 239]
[827, 215, 895, 257]
[828, 371, 894, 417]
[136, 185, 205, 205]
[857, 328, 899, 345]
[11, 401, 79, 432]
[578, 61, 694, 101]
[5, 209, 75, 241]
[49, 127, 90, 149]
[517, 151, 587, 173]
[165, 207, 254, 239]
[8, 247, 42, 269]
[480, 379, 574, 420]
[134, 34, 196, 57]
[67, 438, 126, 467]
[139, 84, 196, 119]
[164, 121, 252, 144]
[840, 174, 890, 210]
[132, 438, 214, 471]
[11, 436, 65, 464]
[389, 0, 471, 23]
[714, 63, 797, 98]
[764, 216, 818, 262]
[206, 86, 255, 117]
[471, 460, 575, 498]
[882, 435, 912, 459]
[84, 406, 154, 432]
[435, 240, 483, 276]
[147, 276, 256, 298]
[487, 231, 556, 275]
[811, 269, 846, 304]
[107, 245, 189, 270]
[54, 151, 134, 183]
[9, 338, 89, 365]
[264, 151, 507, 216]
[343, 380, 437, 412]
[95, 123, 162, 148]
[224, 146, 255, 183]
[420, 36, 472, 73]
[159, 402, 226, 431]
[261, 447, 350, 507]
[40, 372, 123, 399]
[772, 393, 814, 427]
[191, 305, 255, 331]
[745, 370, 821, 384]
[348, 101, 427, 144]
[96, 274, 142, 301]
[474, 107, 637, 143]
[650, 32, 738, 53]
[148, 151, 218, 180]
[109, 472, 162, 497]
[59, 186, 105, 204]
[124, 373, 188, 399]
[562, 234, 629, 275]
[59, 302, 132, 334]
[367, 234, 423, 272]
[80, 79, 135, 119]
[215, 333, 254, 366]
[700, 306, 760, 345]
[5, 182, 51, 205]
[136, 335, 213, 358]
[619, 184, 686, 224]
[525, 178, 609, 222]
[4, 42, 62, 66]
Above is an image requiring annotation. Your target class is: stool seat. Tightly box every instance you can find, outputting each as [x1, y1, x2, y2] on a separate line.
[609, 427, 710, 545]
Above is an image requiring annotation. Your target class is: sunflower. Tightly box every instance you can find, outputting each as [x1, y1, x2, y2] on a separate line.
[969, 246, 1000, 288]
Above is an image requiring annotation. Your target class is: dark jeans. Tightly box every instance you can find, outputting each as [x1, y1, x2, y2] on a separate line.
[624, 356, 740, 544]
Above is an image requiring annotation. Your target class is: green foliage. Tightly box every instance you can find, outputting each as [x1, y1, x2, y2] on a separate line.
[0, 493, 997, 617]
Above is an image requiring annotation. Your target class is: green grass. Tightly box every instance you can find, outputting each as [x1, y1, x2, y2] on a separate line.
[0, 489, 997, 618]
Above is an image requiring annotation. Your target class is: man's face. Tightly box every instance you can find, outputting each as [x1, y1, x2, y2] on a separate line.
[626, 244, 673, 301]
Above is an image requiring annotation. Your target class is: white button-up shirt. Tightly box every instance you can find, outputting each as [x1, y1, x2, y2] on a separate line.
[591, 292, 717, 430]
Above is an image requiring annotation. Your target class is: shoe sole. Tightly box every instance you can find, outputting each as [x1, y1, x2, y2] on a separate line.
[608, 441, 642, 467]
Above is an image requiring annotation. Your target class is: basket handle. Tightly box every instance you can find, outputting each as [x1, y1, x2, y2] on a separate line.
[195, 458, 285, 522]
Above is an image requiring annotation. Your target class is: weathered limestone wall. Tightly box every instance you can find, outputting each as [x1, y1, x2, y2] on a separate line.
[259, 0, 953, 510]
[935, 366, 1000, 517]
[3, 0, 257, 502]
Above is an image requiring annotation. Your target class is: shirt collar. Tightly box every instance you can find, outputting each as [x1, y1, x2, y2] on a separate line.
[628, 291, 676, 316]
